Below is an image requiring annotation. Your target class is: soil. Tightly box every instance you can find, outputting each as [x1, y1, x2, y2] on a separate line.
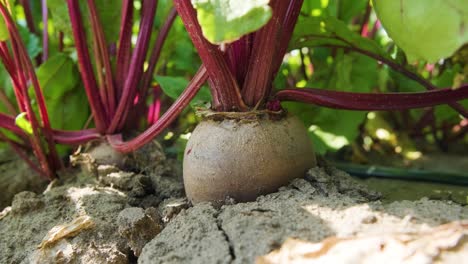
[0, 149, 48, 210]
[0, 146, 467, 263]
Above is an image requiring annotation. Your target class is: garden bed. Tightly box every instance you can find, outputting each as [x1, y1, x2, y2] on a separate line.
[0, 149, 466, 264]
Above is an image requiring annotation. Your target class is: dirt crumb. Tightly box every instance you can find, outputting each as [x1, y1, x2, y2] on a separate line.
[139, 204, 232, 264]
[150, 174, 184, 199]
[158, 197, 189, 223]
[11, 191, 44, 215]
[0, 150, 48, 210]
[118, 207, 163, 256]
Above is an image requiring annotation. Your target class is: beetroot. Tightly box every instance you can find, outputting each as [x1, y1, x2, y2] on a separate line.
[183, 113, 315, 204]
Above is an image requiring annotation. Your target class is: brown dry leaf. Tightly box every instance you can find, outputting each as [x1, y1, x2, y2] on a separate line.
[257, 221, 468, 264]
[38, 215, 94, 249]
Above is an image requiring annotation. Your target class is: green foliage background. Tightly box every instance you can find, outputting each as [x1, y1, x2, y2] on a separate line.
[0, 0, 466, 164]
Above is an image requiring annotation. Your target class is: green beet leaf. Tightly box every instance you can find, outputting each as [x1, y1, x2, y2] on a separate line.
[191, 0, 272, 44]
[18, 25, 41, 59]
[47, 0, 72, 36]
[0, 19, 8, 41]
[0, 0, 16, 41]
[91, 0, 122, 44]
[48, 0, 122, 43]
[338, 0, 368, 22]
[156, 75, 211, 107]
[36, 54, 89, 130]
[291, 15, 388, 58]
[15, 113, 33, 135]
[373, 0, 468, 63]
[36, 55, 77, 98]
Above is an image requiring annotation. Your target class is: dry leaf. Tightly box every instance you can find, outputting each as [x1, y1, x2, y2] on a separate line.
[0, 206, 11, 220]
[38, 215, 94, 249]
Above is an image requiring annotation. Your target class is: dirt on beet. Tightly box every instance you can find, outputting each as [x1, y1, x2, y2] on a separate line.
[0, 145, 467, 263]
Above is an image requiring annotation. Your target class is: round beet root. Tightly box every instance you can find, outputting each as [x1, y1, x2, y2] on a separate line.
[183, 114, 316, 205]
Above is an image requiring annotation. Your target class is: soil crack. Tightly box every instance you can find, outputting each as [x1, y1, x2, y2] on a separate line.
[215, 211, 236, 262]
